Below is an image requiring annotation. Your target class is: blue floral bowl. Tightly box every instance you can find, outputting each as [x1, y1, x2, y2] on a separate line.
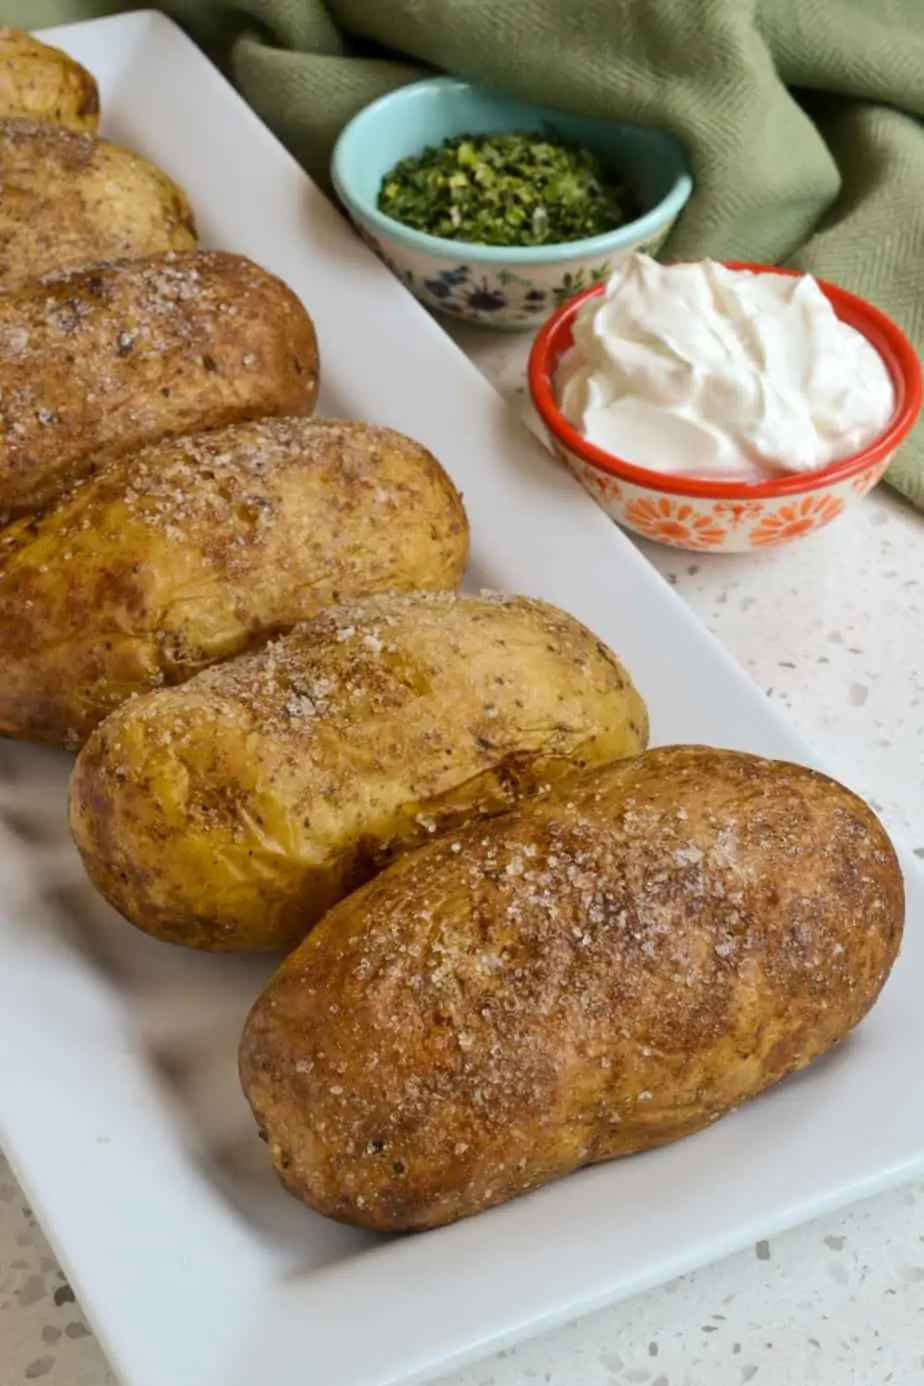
[331, 76, 693, 330]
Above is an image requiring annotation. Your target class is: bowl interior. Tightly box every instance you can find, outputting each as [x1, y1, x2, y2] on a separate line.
[335, 77, 689, 228]
[530, 267, 923, 501]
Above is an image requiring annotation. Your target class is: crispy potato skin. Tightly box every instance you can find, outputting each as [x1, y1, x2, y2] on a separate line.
[69, 593, 648, 952]
[0, 250, 319, 517]
[239, 745, 904, 1231]
[0, 118, 197, 286]
[1, 420, 468, 748]
[0, 29, 99, 132]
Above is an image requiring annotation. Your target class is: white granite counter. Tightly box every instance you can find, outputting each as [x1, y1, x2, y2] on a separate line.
[2, 323, 922, 1386]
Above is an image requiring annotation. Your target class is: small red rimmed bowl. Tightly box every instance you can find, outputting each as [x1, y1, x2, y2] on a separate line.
[528, 263, 923, 553]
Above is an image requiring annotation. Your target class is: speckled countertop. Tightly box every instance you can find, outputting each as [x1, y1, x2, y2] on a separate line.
[2, 324, 923, 1386]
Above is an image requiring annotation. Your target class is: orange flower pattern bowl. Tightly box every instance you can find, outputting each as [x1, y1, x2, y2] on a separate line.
[529, 265, 922, 554]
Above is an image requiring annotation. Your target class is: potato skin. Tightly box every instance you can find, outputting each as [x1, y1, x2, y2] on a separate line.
[69, 593, 648, 953]
[0, 118, 197, 286]
[1, 419, 468, 748]
[239, 745, 904, 1231]
[0, 250, 319, 518]
[0, 29, 99, 132]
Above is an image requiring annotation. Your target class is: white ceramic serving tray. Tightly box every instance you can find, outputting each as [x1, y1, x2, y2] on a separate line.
[1, 12, 922, 1386]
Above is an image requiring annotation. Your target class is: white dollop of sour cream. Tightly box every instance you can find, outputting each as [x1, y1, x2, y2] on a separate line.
[556, 255, 895, 483]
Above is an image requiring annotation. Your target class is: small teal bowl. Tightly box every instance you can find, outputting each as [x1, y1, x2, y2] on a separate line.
[331, 75, 693, 330]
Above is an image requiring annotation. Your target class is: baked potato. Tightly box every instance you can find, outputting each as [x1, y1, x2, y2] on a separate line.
[239, 745, 903, 1231]
[0, 419, 468, 749]
[0, 28, 98, 132]
[0, 249, 319, 518]
[69, 592, 648, 952]
[0, 118, 196, 286]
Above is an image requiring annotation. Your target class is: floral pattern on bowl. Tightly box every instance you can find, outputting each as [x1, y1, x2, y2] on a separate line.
[355, 224, 673, 328]
[553, 438, 895, 553]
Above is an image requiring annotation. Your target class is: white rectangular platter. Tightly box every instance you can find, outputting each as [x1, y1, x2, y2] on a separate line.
[1, 12, 922, 1386]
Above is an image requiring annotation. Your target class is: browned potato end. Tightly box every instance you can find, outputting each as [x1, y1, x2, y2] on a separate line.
[240, 745, 903, 1230]
[0, 28, 99, 132]
[0, 118, 197, 286]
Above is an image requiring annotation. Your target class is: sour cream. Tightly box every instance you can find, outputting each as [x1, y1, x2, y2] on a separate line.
[556, 255, 895, 483]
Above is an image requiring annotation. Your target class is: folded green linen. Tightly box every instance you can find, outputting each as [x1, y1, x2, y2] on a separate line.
[7, 0, 924, 508]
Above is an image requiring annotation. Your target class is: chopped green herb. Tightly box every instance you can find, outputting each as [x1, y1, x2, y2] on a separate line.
[377, 131, 633, 247]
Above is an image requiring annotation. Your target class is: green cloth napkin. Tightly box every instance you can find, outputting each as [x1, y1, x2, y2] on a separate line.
[7, 0, 924, 509]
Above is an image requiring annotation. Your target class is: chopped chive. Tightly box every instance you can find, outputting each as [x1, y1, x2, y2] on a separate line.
[377, 130, 633, 247]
